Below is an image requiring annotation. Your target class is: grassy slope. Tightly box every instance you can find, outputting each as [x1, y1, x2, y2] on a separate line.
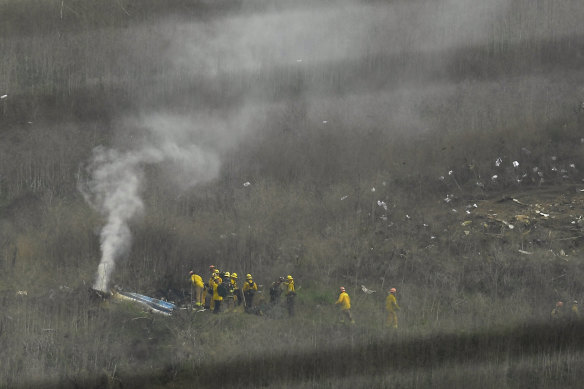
[1, 0, 584, 387]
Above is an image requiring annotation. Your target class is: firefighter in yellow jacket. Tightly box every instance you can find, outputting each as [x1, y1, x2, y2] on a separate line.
[386, 287, 400, 329]
[212, 273, 223, 313]
[285, 275, 296, 317]
[242, 274, 258, 309]
[189, 271, 204, 309]
[335, 287, 354, 324]
[208, 269, 221, 310]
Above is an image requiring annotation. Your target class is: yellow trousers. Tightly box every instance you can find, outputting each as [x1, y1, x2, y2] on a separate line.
[386, 311, 398, 328]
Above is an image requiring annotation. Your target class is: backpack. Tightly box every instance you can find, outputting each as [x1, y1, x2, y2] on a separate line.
[217, 281, 230, 298]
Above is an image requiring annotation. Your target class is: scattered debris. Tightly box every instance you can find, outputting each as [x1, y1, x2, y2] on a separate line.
[377, 200, 388, 210]
[340, 195, 349, 201]
[518, 250, 533, 255]
[361, 285, 376, 294]
[495, 158, 502, 167]
[513, 161, 520, 168]
[371, 187, 376, 192]
[0, 94, 7, 99]
[243, 181, 251, 187]
[491, 175, 498, 181]
[16, 290, 28, 296]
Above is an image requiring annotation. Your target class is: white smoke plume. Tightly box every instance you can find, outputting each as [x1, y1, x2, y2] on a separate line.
[81, 121, 221, 292]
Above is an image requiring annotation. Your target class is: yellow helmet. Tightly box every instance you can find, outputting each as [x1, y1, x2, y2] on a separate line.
[231, 273, 238, 279]
[246, 274, 252, 279]
[213, 269, 220, 274]
[287, 275, 293, 280]
[224, 272, 231, 278]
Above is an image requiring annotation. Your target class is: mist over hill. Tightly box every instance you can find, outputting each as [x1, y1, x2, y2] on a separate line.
[1, 0, 584, 387]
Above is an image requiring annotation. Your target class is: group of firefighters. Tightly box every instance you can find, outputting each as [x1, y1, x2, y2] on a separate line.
[189, 266, 400, 328]
[189, 265, 296, 316]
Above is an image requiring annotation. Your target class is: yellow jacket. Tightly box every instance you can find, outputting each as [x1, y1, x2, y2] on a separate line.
[386, 293, 400, 312]
[286, 280, 295, 295]
[212, 280, 223, 301]
[336, 292, 351, 310]
[191, 274, 204, 288]
[243, 280, 257, 292]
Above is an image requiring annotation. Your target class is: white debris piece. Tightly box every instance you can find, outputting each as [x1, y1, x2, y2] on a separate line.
[405, 214, 411, 219]
[371, 187, 376, 192]
[296, 59, 303, 63]
[466, 210, 471, 214]
[538, 212, 549, 218]
[439, 176, 445, 181]
[444, 194, 453, 203]
[491, 175, 498, 180]
[0, 94, 7, 99]
[513, 161, 519, 168]
[361, 285, 376, 294]
[570, 163, 576, 169]
[377, 200, 388, 211]
[340, 195, 349, 201]
[322, 120, 328, 124]
[473, 204, 478, 208]
[431, 236, 436, 239]
[243, 181, 251, 187]
[448, 170, 454, 176]
[518, 250, 533, 255]
[495, 158, 502, 167]
[16, 290, 27, 296]
[452, 209, 458, 213]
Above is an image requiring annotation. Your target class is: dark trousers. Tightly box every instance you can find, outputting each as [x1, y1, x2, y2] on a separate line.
[234, 289, 243, 306]
[213, 300, 222, 313]
[244, 292, 254, 308]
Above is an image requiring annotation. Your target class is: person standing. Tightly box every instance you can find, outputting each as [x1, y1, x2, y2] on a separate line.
[386, 287, 400, 329]
[205, 266, 217, 310]
[571, 300, 579, 319]
[231, 273, 243, 307]
[551, 301, 564, 320]
[212, 273, 223, 314]
[285, 275, 296, 317]
[335, 286, 354, 324]
[269, 277, 284, 304]
[242, 274, 258, 309]
[189, 270, 204, 309]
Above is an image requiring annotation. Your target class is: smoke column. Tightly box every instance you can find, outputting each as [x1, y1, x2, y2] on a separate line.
[81, 131, 220, 291]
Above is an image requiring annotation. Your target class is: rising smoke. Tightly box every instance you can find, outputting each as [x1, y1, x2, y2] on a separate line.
[79, 0, 583, 291]
[80, 120, 221, 292]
